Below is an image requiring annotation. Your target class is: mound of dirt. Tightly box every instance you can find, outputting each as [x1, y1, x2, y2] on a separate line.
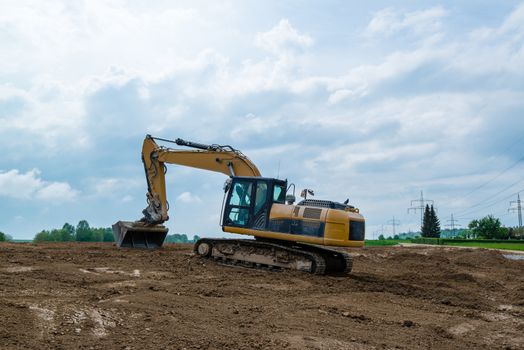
[0, 243, 522, 349]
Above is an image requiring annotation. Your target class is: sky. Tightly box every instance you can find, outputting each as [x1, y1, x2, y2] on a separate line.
[1, 0, 524, 240]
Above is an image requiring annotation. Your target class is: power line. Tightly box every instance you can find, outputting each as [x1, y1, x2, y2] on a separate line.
[454, 174, 524, 217]
[456, 187, 524, 219]
[445, 213, 461, 237]
[478, 209, 512, 219]
[373, 224, 385, 240]
[445, 214, 460, 231]
[408, 191, 433, 229]
[441, 137, 524, 207]
[459, 155, 524, 199]
[508, 194, 523, 227]
[387, 216, 400, 236]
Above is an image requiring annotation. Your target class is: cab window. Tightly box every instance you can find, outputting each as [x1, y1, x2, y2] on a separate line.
[254, 182, 268, 214]
[229, 182, 252, 206]
[226, 181, 253, 227]
[228, 207, 250, 226]
[273, 183, 286, 203]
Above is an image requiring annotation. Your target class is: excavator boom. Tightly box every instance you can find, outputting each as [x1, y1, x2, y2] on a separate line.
[113, 135, 261, 248]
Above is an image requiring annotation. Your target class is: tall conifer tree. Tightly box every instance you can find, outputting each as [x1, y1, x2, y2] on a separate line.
[421, 204, 431, 237]
[430, 205, 441, 238]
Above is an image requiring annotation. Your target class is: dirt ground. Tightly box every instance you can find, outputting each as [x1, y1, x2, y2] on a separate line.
[0, 242, 523, 350]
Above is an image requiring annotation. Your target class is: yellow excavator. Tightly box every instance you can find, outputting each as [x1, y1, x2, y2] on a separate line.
[113, 135, 365, 274]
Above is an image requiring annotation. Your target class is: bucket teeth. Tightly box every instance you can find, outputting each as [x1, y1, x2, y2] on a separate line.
[112, 221, 168, 248]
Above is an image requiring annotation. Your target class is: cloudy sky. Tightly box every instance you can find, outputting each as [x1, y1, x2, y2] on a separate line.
[1, 0, 524, 240]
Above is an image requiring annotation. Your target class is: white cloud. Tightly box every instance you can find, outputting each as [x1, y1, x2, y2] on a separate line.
[321, 47, 447, 104]
[92, 178, 121, 195]
[501, 2, 524, 33]
[0, 1, 214, 152]
[1, 2, 524, 238]
[176, 192, 202, 204]
[0, 1, 202, 80]
[450, 4, 524, 76]
[328, 89, 360, 105]
[35, 182, 78, 201]
[255, 19, 313, 55]
[230, 114, 280, 140]
[0, 169, 42, 199]
[121, 195, 134, 203]
[0, 169, 78, 201]
[88, 177, 142, 198]
[365, 6, 447, 37]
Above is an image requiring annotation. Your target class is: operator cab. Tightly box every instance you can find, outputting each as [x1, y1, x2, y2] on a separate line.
[222, 177, 287, 230]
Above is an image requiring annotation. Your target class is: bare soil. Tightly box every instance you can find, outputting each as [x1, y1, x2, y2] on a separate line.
[1, 242, 523, 349]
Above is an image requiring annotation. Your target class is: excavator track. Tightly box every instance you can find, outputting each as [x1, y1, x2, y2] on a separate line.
[293, 241, 353, 275]
[194, 239, 352, 275]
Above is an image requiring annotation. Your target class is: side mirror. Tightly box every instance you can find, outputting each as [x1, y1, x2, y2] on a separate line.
[286, 194, 296, 205]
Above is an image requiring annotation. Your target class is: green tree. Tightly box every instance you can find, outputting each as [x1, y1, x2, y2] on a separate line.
[421, 205, 441, 238]
[468, 216, 508, 239]
[61, 223, 75, 241]
[192, 235, 201, 243]
[430, 205, 441, 238]
[49, 229, 64, 241]
[0, 231, 6, 242]
[378, 234, 385, 240]
[421, 205, 432, 237]
[103, 228, 114, 242]
[165, 233, 190, 243]
[75, 220, 93, 241]
[34, 230, 51, 242]
[33, 229, 66, 242]
[33, 223, 114, 243]
[90, 228, 104, 242]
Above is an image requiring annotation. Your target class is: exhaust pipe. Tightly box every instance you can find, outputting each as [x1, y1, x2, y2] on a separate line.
[112, 221, 169, 248]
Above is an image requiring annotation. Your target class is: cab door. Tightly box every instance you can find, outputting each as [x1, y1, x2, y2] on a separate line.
[223, 178, 272, 229]
[252, 180, 270, 229]
[223, 179, 254, 227]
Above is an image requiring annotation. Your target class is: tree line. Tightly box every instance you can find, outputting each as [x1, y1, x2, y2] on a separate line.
[34, 221, 114, 242]
[378, 205, 523, 240]
[465, 216, 523, 239]
[0, 231, 12, 242]
[425, 205, 523, 240]
[165, 233, 201, 243]
[32, 220, 201, 243]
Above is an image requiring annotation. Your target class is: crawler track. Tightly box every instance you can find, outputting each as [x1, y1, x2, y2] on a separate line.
[194, 238, 352, 275]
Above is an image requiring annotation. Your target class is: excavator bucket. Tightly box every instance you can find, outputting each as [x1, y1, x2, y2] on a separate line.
[112, 221, 169, 248]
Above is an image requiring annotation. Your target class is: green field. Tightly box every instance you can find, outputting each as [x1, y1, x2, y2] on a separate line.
[365, 239, 406, 246]
[444, 241, 524, 251]
[365, 239, 524, 251]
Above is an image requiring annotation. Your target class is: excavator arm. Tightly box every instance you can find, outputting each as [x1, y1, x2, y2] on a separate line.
[113, 135, 261, 248]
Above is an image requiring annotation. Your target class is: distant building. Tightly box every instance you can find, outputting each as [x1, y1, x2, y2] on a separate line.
[440, 229, 464, 239]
